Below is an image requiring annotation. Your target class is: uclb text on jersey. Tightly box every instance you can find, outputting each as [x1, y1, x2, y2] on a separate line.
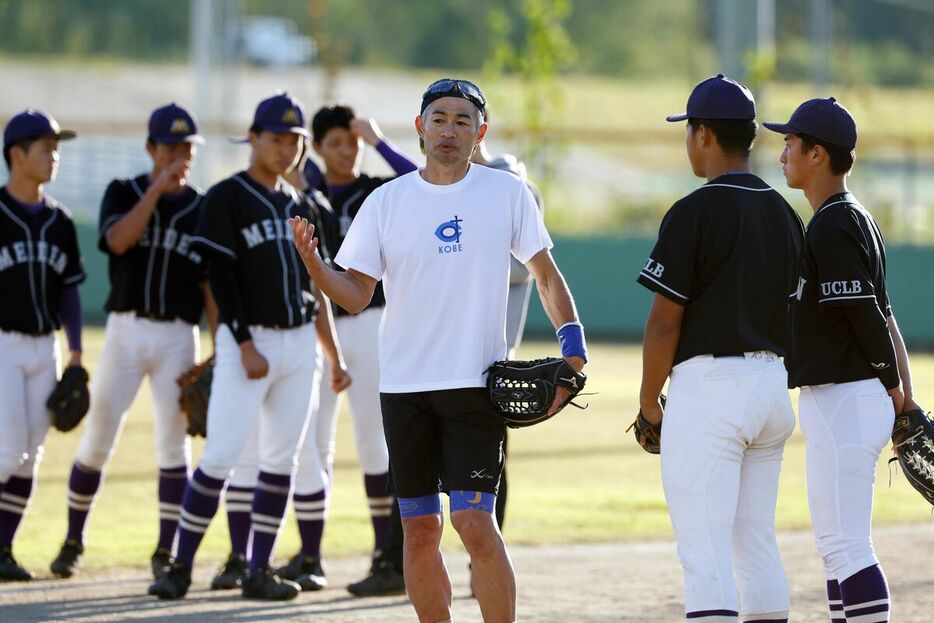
[0, 240, 68, 274]
[820, 280, 863, 297]
[435, 215, 464, 255]
[642, 258, 664, 278]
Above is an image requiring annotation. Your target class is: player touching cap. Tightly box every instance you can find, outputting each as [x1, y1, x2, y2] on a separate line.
[48, 102, 215, 582]
[638, 74, 804, 622]
[0, 109, 85, 581]
[290, 77, 586, 623]
[765, 97, 916, 623]
[147, 92, 343, 602]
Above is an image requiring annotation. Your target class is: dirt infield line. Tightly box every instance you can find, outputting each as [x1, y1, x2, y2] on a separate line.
[2, 524, 932, 622]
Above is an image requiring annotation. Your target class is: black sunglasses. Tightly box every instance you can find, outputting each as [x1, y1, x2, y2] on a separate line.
[421, 79, 486, 115]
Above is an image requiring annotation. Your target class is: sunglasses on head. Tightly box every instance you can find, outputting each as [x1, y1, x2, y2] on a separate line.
[421, 79, 486, 115]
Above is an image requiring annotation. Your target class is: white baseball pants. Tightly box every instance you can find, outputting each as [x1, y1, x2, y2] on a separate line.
[662, 351, 794, 621]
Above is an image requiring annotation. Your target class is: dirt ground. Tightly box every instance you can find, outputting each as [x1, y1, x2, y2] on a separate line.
[2, 524, 932, 622]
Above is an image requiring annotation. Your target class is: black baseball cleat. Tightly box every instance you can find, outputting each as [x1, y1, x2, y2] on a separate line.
[242, 563, 301, 600]
[347, 555, 405, 597]
[0, 545, 34, 581]
[148, 561, 191, 599]
[275, 552, 327, 591]
[49, 539, 83, 579]
[150, 547, 173, 580]
[210, 551, 247, 590]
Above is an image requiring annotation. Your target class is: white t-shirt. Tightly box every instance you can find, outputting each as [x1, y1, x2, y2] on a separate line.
[335, 164, 553, 393]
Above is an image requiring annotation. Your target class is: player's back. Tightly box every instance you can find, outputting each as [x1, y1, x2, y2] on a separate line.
[642, 173, 804, 364]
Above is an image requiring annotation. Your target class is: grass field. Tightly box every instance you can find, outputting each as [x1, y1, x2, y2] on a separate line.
[12, 329, 934, 573]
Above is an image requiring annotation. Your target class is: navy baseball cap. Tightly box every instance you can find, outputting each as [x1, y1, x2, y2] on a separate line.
[148, 103, 204, 145]
[251, 93, 309, 136]
[763, 97, 857, 150]
[666, 74, 756, 122]
[420, 78, 486, 117]
[4, 109, 77, 147]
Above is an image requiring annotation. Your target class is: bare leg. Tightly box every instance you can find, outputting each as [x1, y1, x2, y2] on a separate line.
[403, 514, 452, 623]
[452, 509, 515, 623]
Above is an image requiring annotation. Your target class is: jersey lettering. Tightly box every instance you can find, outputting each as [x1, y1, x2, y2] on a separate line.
[643, 258, 665, 278]
[138, 225, 202, 263]
[820, 280, 862, 297]
[0, 241, 68, 274]
[240, 218, 294, 249]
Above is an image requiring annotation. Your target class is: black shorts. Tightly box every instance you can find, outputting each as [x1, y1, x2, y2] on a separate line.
[380, 388, 506, 499]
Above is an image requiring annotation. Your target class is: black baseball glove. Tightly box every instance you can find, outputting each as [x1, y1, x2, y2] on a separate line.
[890, 407, 934, 506]
[47, 365, 90, 432]
[627, 394, 666, 455]
[177, 358, 214, 438]
[486, 357, 587, 428]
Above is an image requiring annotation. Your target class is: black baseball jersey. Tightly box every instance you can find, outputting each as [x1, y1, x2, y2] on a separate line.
[98, 175, 205, 324]
[192, 171, 329, 332]
[637, 173, 805, 365]
[314, 173, 388, 316]
[0, 188, 85, 334]
[786, 193, 893, 387]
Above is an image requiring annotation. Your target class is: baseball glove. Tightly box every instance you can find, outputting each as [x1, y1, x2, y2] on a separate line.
[47, 365, 90, 432]
[177, 358, 214, 438]
[626, 394, 666, 455]
[889, 407, 934, 506]
[486, 357, 587, 428]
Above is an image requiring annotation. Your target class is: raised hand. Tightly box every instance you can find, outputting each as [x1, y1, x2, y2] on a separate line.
[289, 217, 321, 275]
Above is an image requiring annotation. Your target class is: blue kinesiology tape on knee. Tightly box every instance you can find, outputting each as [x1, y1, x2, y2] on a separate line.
[398, 494, 442, 519]
[449, 490, 496, 514]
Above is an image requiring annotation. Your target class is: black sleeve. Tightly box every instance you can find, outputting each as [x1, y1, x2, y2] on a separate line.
[841, 304, 900, 389]
[61, 216, 86, 287]
[192, 182, 239, 260]
[97, 180, 132, 254]
[207, 255, 251, 344]
[636, 198, 700, 305]
[811, 212, 878, 308]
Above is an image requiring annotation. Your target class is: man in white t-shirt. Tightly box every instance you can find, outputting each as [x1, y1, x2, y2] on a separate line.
[290, 78, 588, 623]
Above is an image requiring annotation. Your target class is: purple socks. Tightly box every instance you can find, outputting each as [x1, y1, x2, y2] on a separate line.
[839, 565, 890, 622]
[293, 489, 327, 558]
[248, 471, 292, 573]
[364, 472, 393, 553]
[175, 468, 225, 567]
[225, 485, 254, 557]
[0, 476, 34, 546]
[66, 463, 102, 543]
[157, 466, 187, 551]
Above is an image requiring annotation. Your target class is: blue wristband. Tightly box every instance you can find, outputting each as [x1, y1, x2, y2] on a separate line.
[557, 322, 588, 362]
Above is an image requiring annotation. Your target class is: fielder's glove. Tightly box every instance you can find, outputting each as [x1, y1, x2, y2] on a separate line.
[627, 394, 666, 455]
[889, 407, 934, 506]
[486, 357, 587, 428]
[47, 365, 90, 432]
[177, 357, 214, 438]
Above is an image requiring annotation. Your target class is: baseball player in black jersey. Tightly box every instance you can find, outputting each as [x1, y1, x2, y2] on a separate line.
[765, 98, 916, 623]
[148, 93, 342, 602]
[638, 75, 804, 623]
[0, 109, 85, 581]
[48, 103, 216, 581]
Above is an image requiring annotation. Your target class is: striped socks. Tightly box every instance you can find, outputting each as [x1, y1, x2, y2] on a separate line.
[175, 468, 225, 567]
[66, 463, 102, 543]
[683, 610, 738, 622]
[225, 485, 254, 557]
[293, 489, 327, 558]
[249, 471, 292, 573]
[839, 565, 890, 622]
[156, 466, 187, 552]
[0, 476, 33, 546]
[364, 472, 393, 554]
[827, 580, 846, 623]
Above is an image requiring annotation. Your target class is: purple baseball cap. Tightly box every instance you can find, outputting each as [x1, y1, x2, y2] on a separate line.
[4, 109, 77, 147]
[149, 103, 204, 144]
[251, 93, 309, 136]
[666, 74, 756, 122]
[763, 97, 857, 150]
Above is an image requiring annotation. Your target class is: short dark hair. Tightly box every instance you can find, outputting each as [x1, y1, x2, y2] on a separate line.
[797, 132, 855, 175]
[687, 118, 758, 158]
[312, 105, 355, 144]
[3, 137, 38, 171]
